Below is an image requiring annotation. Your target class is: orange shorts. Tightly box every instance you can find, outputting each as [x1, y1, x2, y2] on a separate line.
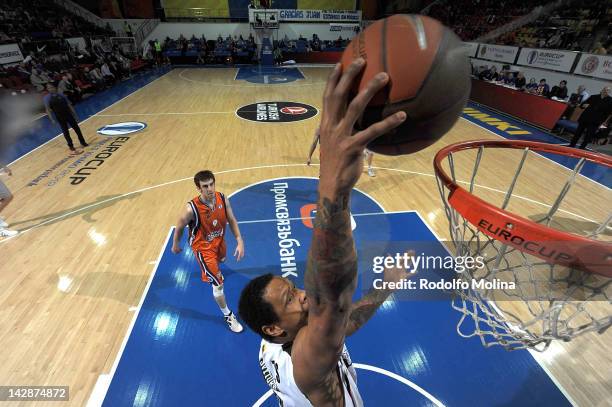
[193, 241, 226, 286]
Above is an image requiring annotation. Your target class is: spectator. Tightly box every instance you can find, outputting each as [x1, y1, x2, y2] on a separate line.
[570, 85, 590, 104]
[549, 80, 568, 100]
[570, 87, 612, 149]
[591, 42, 607, 55]
[100, 62, 115, 83]
[124, 21, 133, 37]
[57, 73, 81, 103]
[525, 77, 538, 92]
[534, 79, 549, 96]
[515, 72, 526, 89]
[29, 67, 51, 91]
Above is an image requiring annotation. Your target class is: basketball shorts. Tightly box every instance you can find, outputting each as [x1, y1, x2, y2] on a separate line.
[193, 240, 226, 286]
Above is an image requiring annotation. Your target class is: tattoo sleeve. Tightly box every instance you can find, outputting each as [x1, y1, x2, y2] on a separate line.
[346, 287, 394, 336]
[305, 192, 357, 309]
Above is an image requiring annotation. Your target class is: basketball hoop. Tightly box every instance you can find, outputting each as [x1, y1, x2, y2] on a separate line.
[433, 140, 611, 351]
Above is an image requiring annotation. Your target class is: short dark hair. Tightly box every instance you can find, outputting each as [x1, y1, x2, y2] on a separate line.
[239, 273, 278, 341]
[540, 78, 546, 82]
[560, 80, 567, 85]
[194, 170, 215, 187]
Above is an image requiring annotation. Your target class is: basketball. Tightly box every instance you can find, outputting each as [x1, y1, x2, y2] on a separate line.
[340, 14, 471, 155]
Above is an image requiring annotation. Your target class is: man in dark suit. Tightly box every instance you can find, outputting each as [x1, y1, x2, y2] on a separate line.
[570, 87, 612, 149]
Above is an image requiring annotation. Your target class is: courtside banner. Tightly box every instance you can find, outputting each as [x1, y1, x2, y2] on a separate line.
[0, 43, 24, 65]
[462, 42, 479, 58]
[477, 43, 519, 64]
[516, 48, 577, 72]
[574, 53, 612, 80]
[250, 9, 361, 22]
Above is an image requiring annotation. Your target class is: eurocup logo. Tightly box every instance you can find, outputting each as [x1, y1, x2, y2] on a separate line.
[527, 50, 538, 64]
[582, 56, 599, 74]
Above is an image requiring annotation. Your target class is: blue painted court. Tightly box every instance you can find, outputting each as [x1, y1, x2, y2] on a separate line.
[102, 178, 570, 407]
[236, 66, 305, 84]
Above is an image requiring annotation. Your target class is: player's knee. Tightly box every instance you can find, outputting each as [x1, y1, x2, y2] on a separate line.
[212, 284, 224, 299]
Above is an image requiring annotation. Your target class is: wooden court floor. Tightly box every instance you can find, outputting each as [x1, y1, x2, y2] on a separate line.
[0, 67, 610, 406]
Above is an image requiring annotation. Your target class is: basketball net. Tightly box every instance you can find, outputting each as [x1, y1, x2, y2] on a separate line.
[434, 140, 611, 351]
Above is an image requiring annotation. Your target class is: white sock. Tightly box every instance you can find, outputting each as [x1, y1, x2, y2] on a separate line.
[221, 306, 231, 316]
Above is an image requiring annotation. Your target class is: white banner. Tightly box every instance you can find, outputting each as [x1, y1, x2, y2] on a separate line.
[574, 53, 612, 80]
[462, 42, 479, 58]
[517, 48, 577, 72]
[66, 37, 87, 52]
[477, 43, 518, 63]
[330, 23, 360, 32]
[0, 43, 24, 65]
[250, 9, 361, 22]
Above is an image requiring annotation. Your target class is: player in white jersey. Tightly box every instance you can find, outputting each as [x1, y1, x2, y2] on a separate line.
[239, 59, 410, 406]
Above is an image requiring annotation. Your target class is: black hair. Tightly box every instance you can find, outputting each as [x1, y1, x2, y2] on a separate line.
[540, 78, 546, 82]
[193, 170, 215, 187]
[239, 273, 279, 341]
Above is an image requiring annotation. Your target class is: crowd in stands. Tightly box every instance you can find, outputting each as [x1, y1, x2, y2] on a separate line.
[427, 0, 542, 40]
[157, 34, 257, 64]
[473, 63, 578, 101]
[0, 0, 114, 45]
[494, 0, 611, 52]
[0, 0, 149, 108]
[275, 33, 349, 53]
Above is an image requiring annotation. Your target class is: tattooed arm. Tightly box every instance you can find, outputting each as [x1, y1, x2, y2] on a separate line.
[291, 58, 406, 404]
[346, 251, 415, 336]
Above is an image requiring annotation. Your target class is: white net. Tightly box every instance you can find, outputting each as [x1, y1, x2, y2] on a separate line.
[435, 141, 612, 351]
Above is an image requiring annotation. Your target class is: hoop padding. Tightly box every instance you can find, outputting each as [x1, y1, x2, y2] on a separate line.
[434, 140, 612, 277]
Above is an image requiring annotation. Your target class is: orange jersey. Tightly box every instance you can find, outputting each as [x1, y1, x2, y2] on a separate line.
[188, 192, 228, 254]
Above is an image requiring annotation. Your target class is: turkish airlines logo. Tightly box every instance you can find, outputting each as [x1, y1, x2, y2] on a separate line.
[280, 106, 307, 115]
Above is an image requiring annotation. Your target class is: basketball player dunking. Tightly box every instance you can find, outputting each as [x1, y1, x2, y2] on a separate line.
[240, 59, 409, 405]
[172, 170, 244, 332]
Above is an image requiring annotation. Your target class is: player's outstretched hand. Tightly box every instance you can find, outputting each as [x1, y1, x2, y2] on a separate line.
[318, 58, 406, 193]
[234, 239, 244, 261]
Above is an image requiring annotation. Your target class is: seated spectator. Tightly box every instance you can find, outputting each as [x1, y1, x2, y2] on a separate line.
[591, 42, 607, 55]
[29, 67, 51, 91]
[100, 62, 115, 83]
[525, 77, 538, 92]
[549, 80, 568, 100]
[534, 79, 549, 96]
[515, 72, 526, 89]
[499, 70, 515, 86]
[83, 66, 104, 91]
[569, 85, 590, 105]
[57, 73, 81, 103]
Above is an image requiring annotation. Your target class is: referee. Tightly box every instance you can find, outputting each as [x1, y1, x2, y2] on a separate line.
[44, 83, 88, 154]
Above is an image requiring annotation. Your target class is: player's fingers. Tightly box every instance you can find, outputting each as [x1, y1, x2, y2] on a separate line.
[332, 58, 365, 105]
[344, 72, 389, 127]
[353, 111, 406, 147]
[322, 63, 342, 110]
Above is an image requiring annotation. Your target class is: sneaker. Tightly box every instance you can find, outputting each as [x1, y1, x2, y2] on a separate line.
[0, 217, 7, 228]
[367, 167, 376, 177]
[0, 228, 18, 238]
[69, 147, 83, 155]
[224, 312, 244, 333]
[81, 142, 89, 147]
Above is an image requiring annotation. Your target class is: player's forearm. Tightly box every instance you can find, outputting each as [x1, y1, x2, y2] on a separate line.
[173, 225, 184, 245]
[346, 287, 393, 336]
[305, 187, 357, 305]
[229, 219, 242, 241]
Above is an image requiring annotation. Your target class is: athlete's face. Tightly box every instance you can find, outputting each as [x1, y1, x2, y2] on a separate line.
[262, 277, 309, 342]
[197, 179, 215, 201]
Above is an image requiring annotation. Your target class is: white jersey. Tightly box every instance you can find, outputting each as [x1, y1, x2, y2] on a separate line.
[259, 339, 364, 407]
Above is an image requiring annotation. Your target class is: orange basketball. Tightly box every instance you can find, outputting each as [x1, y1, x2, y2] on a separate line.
[340, 15, 471, 155]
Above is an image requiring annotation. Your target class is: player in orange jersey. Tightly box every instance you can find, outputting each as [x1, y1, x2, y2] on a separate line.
[172, 170, 245, 332]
